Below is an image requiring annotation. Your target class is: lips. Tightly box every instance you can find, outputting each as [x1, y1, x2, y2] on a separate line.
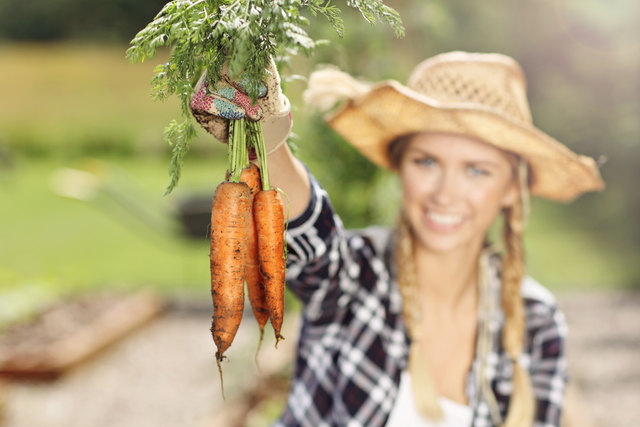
[424, 210, 465, 230]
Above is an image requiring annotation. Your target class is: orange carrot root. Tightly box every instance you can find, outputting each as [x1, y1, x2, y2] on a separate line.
[253, 188, 286, 345]
[210, 181, 252, 364]
[241, 165, 270, 363]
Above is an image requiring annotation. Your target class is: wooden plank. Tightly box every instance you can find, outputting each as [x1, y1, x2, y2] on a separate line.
[0, 291, 164, 379]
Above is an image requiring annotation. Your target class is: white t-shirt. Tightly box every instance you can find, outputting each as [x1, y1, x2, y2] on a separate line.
[386, 372, 473, 427]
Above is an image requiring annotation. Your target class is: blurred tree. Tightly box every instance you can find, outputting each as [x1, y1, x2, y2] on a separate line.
[0, 0, 168, 41]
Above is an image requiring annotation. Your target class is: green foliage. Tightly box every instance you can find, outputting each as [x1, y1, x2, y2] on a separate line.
[126, 0, 403, 194]
[0, 0, 169, 41]
[0, 156, 227, 327]
[296, 115, 391, 228]
[164, 119, 196, 195]
[0, 44, 200, 160]
[307, 1, 345, 37]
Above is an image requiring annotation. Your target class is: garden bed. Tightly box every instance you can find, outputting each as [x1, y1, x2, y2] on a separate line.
[0, 291, 164, 380]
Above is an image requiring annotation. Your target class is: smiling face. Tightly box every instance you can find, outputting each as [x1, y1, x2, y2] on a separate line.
[398, 132, 519, 255]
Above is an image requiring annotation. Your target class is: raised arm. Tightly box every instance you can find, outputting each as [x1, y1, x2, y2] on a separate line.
[264, 142, 311, 221]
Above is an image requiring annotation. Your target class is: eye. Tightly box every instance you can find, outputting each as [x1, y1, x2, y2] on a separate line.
[467, 165, 489, 176]
[413, 157, 437, 168]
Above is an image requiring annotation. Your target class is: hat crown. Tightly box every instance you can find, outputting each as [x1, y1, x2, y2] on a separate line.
[408, 52, 532, 124]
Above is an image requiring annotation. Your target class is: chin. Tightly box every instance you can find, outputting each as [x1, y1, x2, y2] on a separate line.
[412, 229, 464, 254]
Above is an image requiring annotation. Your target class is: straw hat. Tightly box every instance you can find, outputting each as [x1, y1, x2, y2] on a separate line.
[305, 51, 604, 201]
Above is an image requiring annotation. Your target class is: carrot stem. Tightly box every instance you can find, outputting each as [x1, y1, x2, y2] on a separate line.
[248, 120, 270, 190]
[227, 120, 236, 181]
[227, 118, 247, 182]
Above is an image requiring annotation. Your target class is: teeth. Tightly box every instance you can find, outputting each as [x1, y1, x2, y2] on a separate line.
[427, 212, 464, 225]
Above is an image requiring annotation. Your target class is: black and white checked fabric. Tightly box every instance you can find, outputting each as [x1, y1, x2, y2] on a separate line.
[274, 174, 568, 427]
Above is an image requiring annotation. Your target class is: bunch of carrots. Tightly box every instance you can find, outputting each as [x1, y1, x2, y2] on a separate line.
[126, 0, 403, 400]
[210, 117, 286, 393]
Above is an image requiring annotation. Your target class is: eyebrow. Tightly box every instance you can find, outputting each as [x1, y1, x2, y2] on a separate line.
[406, 147, 504, 169]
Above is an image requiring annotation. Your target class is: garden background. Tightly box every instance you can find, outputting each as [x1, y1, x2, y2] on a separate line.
[1, 0, 638, 318]
[0, 0, 639, 425]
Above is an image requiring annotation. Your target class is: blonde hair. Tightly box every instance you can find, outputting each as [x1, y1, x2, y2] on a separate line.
[395, 214, 443, 420]
[394, 160, 535, 425]
[500, 189, 535, 426]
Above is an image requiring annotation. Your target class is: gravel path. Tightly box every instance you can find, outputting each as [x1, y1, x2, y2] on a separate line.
[1, 290, 639, 427]
[558, 290, 640, 427]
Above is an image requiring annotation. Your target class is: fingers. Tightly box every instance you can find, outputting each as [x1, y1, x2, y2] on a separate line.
[258, 58, 287, 115]
[191, 77, 267, 121]
[214, 80, 263, 120]
[191, 82, 248, 120]
[221, 62, 268, 99]
[235, 75, 268, 99]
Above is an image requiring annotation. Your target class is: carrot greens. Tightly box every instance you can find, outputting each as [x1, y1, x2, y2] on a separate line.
[227, 118, 248, 183]
[127, 0, 404, 195]
[247, 120, 270, 190]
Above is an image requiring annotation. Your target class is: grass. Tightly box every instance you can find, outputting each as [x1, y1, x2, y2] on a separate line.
[0, 154, 228, 325]
[0, 157, 214, 289]
[0, 42, 214, 157]
[521, 200, 640, 290]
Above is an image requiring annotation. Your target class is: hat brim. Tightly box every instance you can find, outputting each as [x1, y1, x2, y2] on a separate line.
[326, 81, 604, 202]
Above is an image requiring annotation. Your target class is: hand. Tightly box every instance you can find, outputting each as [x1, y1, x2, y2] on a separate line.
[190, 57, 292, 154]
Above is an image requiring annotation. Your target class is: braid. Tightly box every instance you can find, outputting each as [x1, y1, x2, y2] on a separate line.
[501, 201, 535, 426]
[396, 214, 419, 337]
[501, 203, 525, 358]
[395, 214, 443, 420]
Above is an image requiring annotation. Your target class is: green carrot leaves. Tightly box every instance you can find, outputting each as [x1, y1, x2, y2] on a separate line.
[164, 119, 195, 196]
[127, 0, 403, 195]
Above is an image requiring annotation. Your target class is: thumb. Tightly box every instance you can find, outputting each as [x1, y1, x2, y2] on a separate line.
[263, 96, 293, 155]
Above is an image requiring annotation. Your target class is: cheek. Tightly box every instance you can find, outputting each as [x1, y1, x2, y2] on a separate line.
[469, 186, 509, 222]
[400, 168, 427, 205]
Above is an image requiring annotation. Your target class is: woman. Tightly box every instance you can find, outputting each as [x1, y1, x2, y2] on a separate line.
[191, 51, 604, 426]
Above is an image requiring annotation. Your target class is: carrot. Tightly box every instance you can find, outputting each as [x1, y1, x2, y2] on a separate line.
[240, 164, 271, 360]
[253, 188, 286, 346]
[209, 180, 252, 388]
[248, 119, 288, 347]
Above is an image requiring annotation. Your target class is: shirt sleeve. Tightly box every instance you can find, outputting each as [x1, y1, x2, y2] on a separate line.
[284, 170, 357, 325]
[528, 302, 569, 427]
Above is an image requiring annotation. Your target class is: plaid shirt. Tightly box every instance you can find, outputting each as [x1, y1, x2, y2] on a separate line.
[274, 175, 568, 427]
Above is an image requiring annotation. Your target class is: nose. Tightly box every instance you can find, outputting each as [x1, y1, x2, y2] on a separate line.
[430, 169, 459, 205]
